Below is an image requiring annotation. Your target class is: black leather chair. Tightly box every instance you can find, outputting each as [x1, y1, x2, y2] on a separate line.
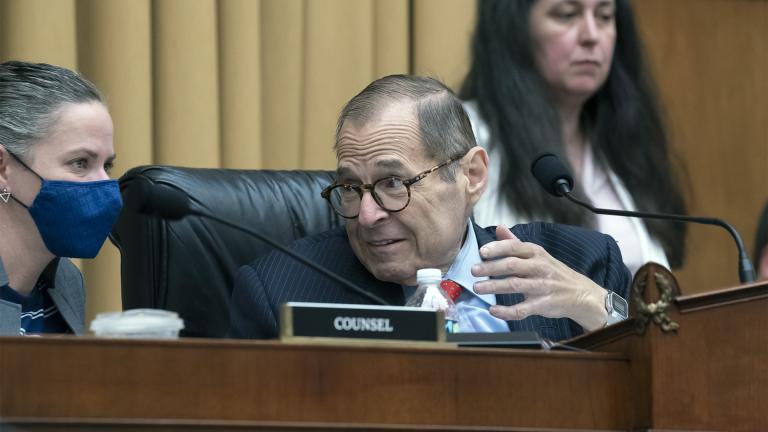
[110, 165, 343, 337]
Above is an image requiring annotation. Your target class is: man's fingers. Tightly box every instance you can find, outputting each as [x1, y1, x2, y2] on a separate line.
[489, 297, 549, 321]
[472, 256, 535, 279]
[474, 275, 549, 296]
[479, 237, 537, 260]
[495, 224, 517, 241]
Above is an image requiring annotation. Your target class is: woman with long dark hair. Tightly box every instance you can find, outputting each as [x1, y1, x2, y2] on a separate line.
[461, 0, 687, 275]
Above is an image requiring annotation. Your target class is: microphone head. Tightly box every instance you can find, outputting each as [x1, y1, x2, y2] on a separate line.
[124, 177, 191, 220]
[531, 153, 574, 197]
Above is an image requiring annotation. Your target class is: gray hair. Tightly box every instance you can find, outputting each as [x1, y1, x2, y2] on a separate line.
[0, 61, 103, 160]
[335, 75, 476, 181]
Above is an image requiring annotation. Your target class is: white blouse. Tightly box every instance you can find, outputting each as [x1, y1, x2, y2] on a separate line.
[463, 101, 669, 276]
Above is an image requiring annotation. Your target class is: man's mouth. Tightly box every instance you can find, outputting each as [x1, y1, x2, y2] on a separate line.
[368, 239, 402, 247]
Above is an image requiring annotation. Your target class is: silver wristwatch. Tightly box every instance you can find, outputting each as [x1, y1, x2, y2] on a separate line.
[604, 291, 628, 326]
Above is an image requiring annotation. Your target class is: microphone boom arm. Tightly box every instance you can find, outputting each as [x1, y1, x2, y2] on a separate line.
[187, 208, 389, 306]
[132, 178, 390, 305]
[558, 183, 756, 284]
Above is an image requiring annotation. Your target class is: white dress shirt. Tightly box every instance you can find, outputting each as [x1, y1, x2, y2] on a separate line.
[463, 101, 668, 276]
[402, 220, 510, 332]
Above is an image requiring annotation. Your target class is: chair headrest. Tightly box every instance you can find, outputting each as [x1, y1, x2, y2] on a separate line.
[111, 165, 342, 337]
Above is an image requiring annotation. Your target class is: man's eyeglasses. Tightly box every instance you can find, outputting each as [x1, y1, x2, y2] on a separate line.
[320, 154, 464, 219]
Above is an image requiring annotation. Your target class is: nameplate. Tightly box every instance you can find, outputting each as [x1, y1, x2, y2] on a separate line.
[280, 302, 446, 343]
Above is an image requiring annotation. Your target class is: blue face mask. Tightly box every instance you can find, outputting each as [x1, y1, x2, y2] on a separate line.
[9, 153, 123, 259]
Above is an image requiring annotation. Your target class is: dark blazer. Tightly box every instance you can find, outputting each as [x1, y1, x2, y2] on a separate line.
[0, 257, 85, 336]
[229, 222, 631, 341]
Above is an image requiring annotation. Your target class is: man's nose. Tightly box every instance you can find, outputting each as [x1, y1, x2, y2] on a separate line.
[357, 191, 388, 226]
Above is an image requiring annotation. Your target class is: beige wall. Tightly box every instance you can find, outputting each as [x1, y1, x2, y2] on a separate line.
[0, 0, 765, 325]
[633, 0, 768, 291]
[0, 0, 429, 323]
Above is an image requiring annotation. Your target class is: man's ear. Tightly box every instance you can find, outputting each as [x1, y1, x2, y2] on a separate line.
[461, 146, 489, 206]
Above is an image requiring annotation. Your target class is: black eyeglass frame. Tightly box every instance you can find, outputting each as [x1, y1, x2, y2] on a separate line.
[320, 154, 465, 219]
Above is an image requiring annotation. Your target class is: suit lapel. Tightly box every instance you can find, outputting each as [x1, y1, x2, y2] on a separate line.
[0, 300, 21, 335]
[472, 224, 520, 308]
[47, 259, 85, 335]
[335, 242, 404, 306]
[366, 278, 404, 306]
[473, 225, 534, 333]
[47, 287, 83, 334]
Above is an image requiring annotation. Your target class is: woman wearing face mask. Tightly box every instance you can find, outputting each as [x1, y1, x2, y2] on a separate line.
[460, 0, 688, 276]
[0, 61, 122, 335]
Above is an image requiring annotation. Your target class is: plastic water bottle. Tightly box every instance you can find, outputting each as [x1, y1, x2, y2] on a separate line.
[405, 268, 459, 333]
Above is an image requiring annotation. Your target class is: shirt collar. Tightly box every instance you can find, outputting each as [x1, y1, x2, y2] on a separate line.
[444, 220, 495, 305]
[401, 220, 496, 305]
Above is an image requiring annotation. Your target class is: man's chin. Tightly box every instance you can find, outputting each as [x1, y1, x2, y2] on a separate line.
[351, 242, 413, 285]
[365, 263, 415, 286]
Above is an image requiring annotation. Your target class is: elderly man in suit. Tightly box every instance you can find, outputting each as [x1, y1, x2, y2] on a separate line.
[229, 75, 630, 341]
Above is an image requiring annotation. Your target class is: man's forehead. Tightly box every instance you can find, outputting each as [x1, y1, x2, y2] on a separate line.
[333, 99, 431, 174]
[335, 125, 425, 159]
[336, 158, 406, 176]
[340, 99, 418, 133]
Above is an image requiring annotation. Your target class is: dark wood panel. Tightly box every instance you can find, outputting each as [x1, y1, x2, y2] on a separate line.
[633, 0, 768, 291]
[0, 337, 630, 431]
[571, 272, 768, 431]
[5, 277, 768, 431]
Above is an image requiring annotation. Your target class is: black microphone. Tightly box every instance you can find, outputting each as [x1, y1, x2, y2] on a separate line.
[531, 153, 757, 284]
[128, 178, 389, 305]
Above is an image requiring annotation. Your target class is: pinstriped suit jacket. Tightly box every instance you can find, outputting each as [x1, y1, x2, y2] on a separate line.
[228, 222, 631, 341]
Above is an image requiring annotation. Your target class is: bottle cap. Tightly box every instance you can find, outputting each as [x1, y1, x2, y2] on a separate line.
[416, 268, 442, 284]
